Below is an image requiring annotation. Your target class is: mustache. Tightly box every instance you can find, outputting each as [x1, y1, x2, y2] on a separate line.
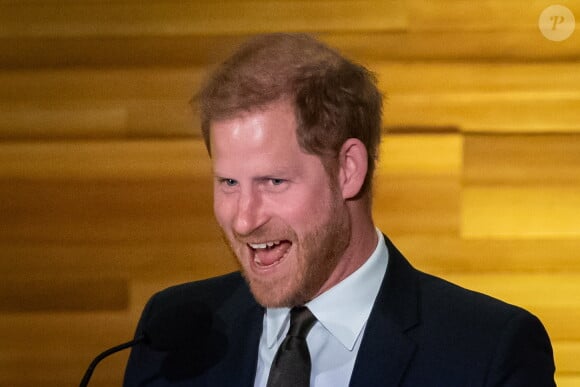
[231, 225, 295, 244]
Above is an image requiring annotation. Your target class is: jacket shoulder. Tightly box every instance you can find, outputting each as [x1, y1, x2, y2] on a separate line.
[124, 272, 262, 386]
[150, 271, 248, 308]
[379, 237, 555, 385]
[418, 269, 532, 325]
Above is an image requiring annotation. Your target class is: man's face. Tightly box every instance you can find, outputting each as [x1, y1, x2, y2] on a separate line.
[210, 100, 351, 307]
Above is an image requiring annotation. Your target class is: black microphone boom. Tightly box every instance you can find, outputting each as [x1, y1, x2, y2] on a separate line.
[79, 300, 212, 387]
[79, 335, 145, 387]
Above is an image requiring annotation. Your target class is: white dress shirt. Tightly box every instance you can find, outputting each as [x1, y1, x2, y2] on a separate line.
[254, 229, 389, 387]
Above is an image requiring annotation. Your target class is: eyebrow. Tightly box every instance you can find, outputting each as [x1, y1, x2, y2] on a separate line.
[213, 168, 296, 182]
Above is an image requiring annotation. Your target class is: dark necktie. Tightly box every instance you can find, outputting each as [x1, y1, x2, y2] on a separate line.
[266, 306, 317, 387]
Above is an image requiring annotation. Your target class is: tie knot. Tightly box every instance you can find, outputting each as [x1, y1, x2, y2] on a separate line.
[288, 306, 317, 339]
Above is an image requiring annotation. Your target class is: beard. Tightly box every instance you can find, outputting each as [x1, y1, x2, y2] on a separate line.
[221, 190, 352, 308]
[277, 205, 351, 307]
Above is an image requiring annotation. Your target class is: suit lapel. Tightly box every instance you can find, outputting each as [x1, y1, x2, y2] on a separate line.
[225, 303, 264, 386]
[349, 236, 420, 387]
[206, 283, 264, 387]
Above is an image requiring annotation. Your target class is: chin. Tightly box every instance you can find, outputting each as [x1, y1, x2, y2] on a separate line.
[244, 273, 305, 308]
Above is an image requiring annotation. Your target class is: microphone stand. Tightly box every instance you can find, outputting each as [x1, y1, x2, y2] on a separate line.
[79, 335, 144, 387]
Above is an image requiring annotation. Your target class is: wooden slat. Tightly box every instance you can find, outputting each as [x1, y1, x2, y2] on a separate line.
[0, 67, 203, 139]
[378, 62, 580, 133]
[1, 2, 578, 68]
[0, 69, 205, 138]
[0, 68, 204, 101]
[392, 235, 580, 273]
[408, 0, 580, 31]
[0, 179, 214, 221]
[0, 278, 128, 312]
[0, 241, 237, 280]
[0, 313, 137, 352]
[2, 1, 577, 38]
[0, 1, 405, 38]
[378, 134, 462, 176]
[376, 133, 459, 193]
[0, 312, 135, 387]
[555, 341, 580, 373]
[0, 139, 209, 179]
[0, 199, 217, 244]
[374, 177, 460, 235]
[0, 101, 197, 139]
[0, 34, 250, 69]
[2, 29, 580, 69]
[387, 92, 580, 133]
[557, 375, 580, 387]
[464, 134, 580, 184]
[374, 134, 461, 234]
[325, 31, 580, 62]
[0, 105, 126, 138]
[374, 63, 580, 94]
[461, 186, 580, 239]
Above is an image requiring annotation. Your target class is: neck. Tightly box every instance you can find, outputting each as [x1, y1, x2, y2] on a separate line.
[313, 200, 378, 299]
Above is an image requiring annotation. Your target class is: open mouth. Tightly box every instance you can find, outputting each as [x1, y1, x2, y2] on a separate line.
[248, 240, 292, 268]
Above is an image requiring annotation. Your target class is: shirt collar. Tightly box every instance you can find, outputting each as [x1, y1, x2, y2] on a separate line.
[264, 229, 389, 350]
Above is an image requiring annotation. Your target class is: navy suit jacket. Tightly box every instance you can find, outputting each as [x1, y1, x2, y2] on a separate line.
[124, 237, 556, 386]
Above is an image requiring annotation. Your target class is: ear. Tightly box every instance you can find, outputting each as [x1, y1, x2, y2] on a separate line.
[337, 138, 369, 200]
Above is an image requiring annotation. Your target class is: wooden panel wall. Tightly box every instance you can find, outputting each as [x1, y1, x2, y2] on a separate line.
[1, 1, 579, 385]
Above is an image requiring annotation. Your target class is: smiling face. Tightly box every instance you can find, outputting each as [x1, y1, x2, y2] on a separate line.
[210, 100, 351, 307]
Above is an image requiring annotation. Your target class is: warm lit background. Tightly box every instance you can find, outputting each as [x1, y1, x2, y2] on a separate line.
[1, 1, 579, 386]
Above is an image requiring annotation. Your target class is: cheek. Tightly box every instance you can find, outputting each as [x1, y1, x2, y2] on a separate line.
[277, 190, 334, 226]
[213, 194, 231, 229]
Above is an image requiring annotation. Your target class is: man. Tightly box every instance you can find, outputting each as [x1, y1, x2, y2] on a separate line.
[124, 33, 555, 386]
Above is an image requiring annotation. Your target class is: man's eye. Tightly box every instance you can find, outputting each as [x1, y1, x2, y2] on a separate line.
[270, 178, 285, 186]
[221, 178, 238, 187]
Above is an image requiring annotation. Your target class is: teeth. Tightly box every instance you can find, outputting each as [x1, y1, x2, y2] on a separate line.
[251, 243, 268, 249]
[249, 240, 281, 249]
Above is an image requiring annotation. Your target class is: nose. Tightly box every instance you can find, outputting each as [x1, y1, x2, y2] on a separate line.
[232, 187, 267, 236]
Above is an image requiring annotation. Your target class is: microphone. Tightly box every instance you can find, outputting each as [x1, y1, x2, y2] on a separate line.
[79, 336, 143, 387]
[79, 301, 212, 387]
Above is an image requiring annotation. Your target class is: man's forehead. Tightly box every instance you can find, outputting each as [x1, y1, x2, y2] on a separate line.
[210, 98, 296, 128]
[210, 102, 297, 142]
